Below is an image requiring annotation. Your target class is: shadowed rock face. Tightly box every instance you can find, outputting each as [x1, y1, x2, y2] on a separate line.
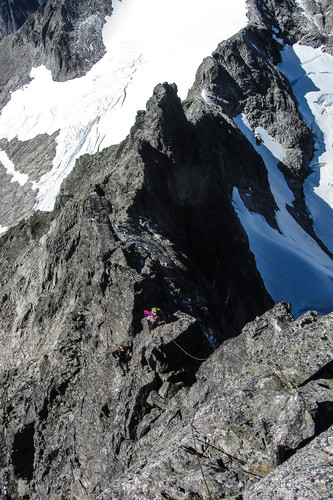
[0, 0, 41, 41]
[0, 0, 332, 498]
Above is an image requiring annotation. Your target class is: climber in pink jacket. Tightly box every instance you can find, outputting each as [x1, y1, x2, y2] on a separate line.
[144, 307, 169, 331]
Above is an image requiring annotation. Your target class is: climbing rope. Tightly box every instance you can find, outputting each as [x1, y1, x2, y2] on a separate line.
[162, 327, 245, 365]
[161, 325, 246, 498]
[157, 325, 244, 498]
[190, 410, 214, 500]
[146, 317, 245, 497]
[168, 335, 209, 361]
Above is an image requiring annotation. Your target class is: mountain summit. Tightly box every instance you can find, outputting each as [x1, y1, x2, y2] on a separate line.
[0, 0, 332, 498]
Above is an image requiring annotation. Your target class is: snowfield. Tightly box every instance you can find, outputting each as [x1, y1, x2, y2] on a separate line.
[278, 43, 333, 253]
[231, 41, 333, 318]
[233, 114, 333, 318]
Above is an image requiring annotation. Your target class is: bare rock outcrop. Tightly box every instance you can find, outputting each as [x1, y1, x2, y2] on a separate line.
[96, 302, 333, 499]
[245, 427, 333, 499]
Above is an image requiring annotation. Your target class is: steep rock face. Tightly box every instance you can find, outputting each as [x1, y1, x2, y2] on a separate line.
[248, 0, 333, 54]
[76, 81, 275, 335]
[19, 0, 112, 81]
[0, 0, 40, 41]
[0, 79, 275, 498]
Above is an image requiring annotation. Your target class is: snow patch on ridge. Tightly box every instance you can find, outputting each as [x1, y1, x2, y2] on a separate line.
[0, 0, 247, 214]
[201, 88, 217, 105]
[233, 114, 333, 318]
[0, 150, 28, 186]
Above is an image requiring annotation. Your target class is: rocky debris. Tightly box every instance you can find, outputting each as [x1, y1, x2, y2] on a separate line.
[95, 302, 333, 499]
[245, 426, 333, 499]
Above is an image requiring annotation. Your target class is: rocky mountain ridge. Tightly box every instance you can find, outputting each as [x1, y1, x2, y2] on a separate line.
[0, 0, 332, 498]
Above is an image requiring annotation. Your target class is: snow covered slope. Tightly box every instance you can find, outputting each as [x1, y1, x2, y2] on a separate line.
[231, 40, 333, 318]
[233, 113, 333, 318]
[278, 43, 333, 253]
